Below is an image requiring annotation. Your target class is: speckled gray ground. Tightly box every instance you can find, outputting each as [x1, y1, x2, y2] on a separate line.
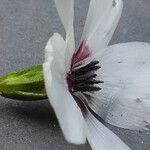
[0, 0, 150, 149]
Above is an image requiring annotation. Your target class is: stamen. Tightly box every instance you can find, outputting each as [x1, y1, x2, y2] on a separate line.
[74, 86, 102, 92]
[73, 64, 101, 75]
[67, 58, 103, 94]
[83, 61, 99, 69]
[74, 74, 97, 83]
[83, 79, 104, 84]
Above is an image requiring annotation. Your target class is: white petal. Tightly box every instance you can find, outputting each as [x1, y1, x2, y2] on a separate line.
[89, 42, 150, 131]
[81, 0, 123, 54]
[43, 34, 86, 144]
[85, 109, 130, 150]
[54, 0, 73, 32]
[45, 33, 66, 70]
[54, 0, 75, 72]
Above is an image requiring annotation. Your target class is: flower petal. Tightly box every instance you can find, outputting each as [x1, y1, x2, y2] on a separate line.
[54, 0, 75, 72]
[81, 0, 123, 54]
[88, 42, 150, 131]
[85, 109, 130, 150]
[45, 33, 66, 70]
[43, 34, 86, 144]
[54, 0, 73, 32]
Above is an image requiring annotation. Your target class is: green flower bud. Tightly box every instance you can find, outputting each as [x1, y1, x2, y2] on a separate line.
[0, 65, 47, 101]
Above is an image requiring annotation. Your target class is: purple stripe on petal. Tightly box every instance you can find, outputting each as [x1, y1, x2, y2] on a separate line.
[74, 96, 88, 118]
[72, 42, 91, 66]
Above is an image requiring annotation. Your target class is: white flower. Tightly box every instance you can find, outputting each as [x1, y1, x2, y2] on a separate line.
[43, 0, 150, 149]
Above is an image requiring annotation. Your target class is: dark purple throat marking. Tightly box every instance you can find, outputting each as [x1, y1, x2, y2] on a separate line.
[66, 42, 103, 116]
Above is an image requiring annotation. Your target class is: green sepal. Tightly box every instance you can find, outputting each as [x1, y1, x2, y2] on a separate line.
[0, 65, 47, 101]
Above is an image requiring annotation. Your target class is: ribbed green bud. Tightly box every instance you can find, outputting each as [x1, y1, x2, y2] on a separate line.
[0, 65, 47, 101]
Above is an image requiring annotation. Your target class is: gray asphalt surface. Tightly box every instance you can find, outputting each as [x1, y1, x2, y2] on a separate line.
[0, 0, 150, 149]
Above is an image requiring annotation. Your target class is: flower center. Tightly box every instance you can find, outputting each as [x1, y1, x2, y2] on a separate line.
[66, 42, 104, 117]
[67, 60, 103, 94]
[66, 42, 103, 96]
